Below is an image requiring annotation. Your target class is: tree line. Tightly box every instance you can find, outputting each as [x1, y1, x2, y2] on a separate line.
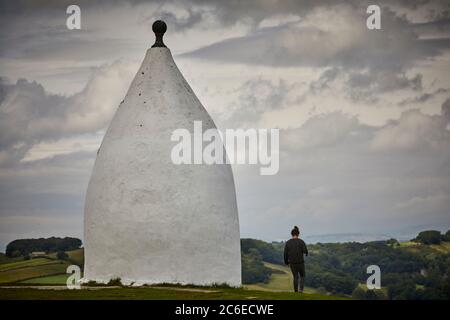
[5, 237, 82, 257]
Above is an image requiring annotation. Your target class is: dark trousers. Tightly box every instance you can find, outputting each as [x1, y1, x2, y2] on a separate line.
[289, 263, 305, 292]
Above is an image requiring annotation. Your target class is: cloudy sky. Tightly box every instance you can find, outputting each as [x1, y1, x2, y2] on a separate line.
[1, 0, 450, 250]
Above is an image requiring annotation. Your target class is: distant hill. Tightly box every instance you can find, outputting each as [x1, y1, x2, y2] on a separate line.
[0, 238, 84, 285]
[303, 233, 394, 243]
[241, 230, 450, 300]
[1, 231, 449, 300]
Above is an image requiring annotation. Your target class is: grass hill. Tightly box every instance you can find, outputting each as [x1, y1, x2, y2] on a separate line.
[0, 247, 341, 300]
[0, 251, 78, 284]
[1, 231, 449, 300]
[241, 235, 450, 300]
[0, 257, 71, 285]
[244, 262, 326, 295]
[46, 248, 84, 266]
[0, 285, 342, 300]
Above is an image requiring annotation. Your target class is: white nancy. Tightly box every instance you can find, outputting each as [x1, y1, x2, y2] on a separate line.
[83, 22, 241, 286]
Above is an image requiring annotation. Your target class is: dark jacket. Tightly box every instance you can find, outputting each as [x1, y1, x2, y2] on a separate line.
[284, 238, 308, 264]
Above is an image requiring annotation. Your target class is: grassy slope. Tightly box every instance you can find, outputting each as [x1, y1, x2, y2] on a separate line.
[250, 241, 450, 297]
[7, 241, 449, 299]
[20, 274, 71, 284]
[0, 248, 83, 284]
[67, 248, 84, 266]
[429, 242, 450, 253]
[0, 251, 80, 284]
[356, 282, 388, 296]
[17, 260, 324, 294]
[0, 258, 58, 272]
[398, 241, 450, 252]
[0, 254, 23, 265]
[0, 261, 70, 284]
[244, 262, 324, 295]
[398, 241, 450, 259]
[0, 248, 343, 300]
[0, 286, 343, 300]
[47, 248, 84, 266]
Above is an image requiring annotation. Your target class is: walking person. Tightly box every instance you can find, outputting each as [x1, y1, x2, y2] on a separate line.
[284, 226, 308, 292]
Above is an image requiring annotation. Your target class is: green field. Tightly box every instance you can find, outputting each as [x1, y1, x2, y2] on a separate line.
[398, 241, 450, 260]
[398, 241, 419, 247]
[398, 241, 450, 251]
[67, 248, 84, 266]
[46, 248, 84, 266]
[245, 262, 324, 295]
[0, 258, 58, 272]
[430, 242, 450, 253]
[19, 274, 71, 285]
[0, 250, 325, 294]
[0, 248, 85, 285]
[0, 286, 343, 300]
[0, 248, 343, 300]
[2, 237, 448, 300]
[0, 254, 23, 265]
[0, 252, 77, 284]
[0, 261, 70, 284]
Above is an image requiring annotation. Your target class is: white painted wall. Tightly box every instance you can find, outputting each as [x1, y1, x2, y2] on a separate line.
[83, 47, 241, 286]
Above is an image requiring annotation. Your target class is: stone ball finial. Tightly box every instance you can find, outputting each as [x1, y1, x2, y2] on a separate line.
[152, 20, 167, 48]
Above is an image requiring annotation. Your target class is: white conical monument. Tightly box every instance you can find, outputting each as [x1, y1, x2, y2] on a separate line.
[83, 21, 241, 286]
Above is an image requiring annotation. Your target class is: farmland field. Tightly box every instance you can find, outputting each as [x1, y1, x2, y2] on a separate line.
[19, 274, 71, 285]
[67, 249, 84, 266]
[0, 260, 70, 284]
[0, 258, 57, 272]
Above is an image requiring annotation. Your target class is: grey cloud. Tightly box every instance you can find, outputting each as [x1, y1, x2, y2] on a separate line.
[181, 6, 450, 69]
[412, 18, 450, 38]
[0, 60, 135, 166]
[346, 71, 423, 103]
[194, 0, 450, 26]
[309, 67, 426, 104]
[398, 88, 449, 106]
[0, 77, 7, 103]
[0, 20, 143, 61]
[309, 68, 340, 94]
[442, 98, 450, 120]
[141, 6, 207, 31]
[1, 0, 450, 246]
[370, 108, 450, 152]
[0, 150, 93, 251]
[181, 23, 290, 66]
[2, 1, 449, 80]
[349, 72, 422, 92]
[0, 79, 65, 148]
[281, 112, 364, 151]
[238, 107, 450, 239]
[224, 78, 290, 127]
[2, 0, 449, 28]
